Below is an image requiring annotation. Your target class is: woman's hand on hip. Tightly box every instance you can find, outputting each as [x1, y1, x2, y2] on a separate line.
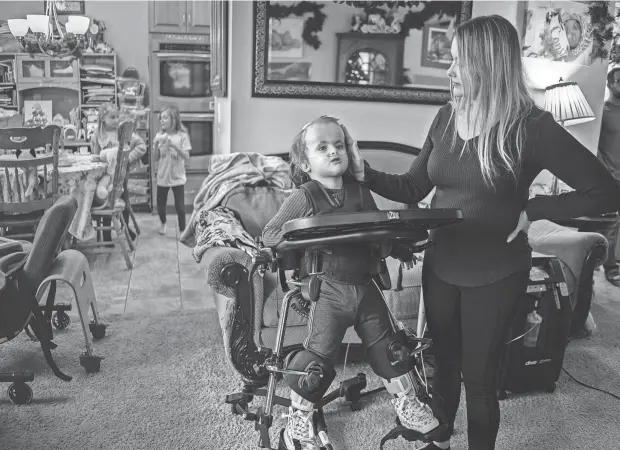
[507, 210, 531, 243]
[342, 124, 365, 182]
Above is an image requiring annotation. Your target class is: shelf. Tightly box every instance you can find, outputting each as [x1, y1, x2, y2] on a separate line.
[62, 140, 91, 147]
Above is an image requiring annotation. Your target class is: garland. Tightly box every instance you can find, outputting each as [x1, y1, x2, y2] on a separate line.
[587, 1, 614, 62]
[335, 1, 463, 37]
[267, 1, 327, 49]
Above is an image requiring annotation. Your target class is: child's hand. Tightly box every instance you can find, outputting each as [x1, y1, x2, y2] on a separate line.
[154, 134, 169, 146]
[341, 124, 365, 182]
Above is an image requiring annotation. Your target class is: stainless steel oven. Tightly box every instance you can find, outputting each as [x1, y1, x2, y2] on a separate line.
[149, 33, 214, 113]
[150, 110, 215, 212]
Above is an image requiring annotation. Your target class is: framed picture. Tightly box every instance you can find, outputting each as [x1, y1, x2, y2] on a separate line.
[421, 23, 453, 69]
[44, 0, 85, 15]
[269, 17, 304, 59]
[23, 100, 53, 127]
[521, 0, 610, 66]
[267, 62, 312, 81]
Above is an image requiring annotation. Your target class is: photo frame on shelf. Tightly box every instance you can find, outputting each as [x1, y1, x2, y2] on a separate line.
[44, 0, 86, 15]
[421, 23, 454, 69]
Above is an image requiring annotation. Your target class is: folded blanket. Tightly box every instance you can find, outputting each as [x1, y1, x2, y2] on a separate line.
[193, 206, 258, 264]
[180, 152, 292, 247]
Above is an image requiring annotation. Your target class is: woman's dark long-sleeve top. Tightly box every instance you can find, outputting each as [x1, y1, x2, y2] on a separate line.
[364, 104, 620, 287]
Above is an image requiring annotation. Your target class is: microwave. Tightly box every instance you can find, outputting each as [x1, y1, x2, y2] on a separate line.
[150, 34, 214, 113]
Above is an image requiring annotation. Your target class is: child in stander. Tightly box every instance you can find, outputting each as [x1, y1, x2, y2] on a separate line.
[262, 116, 439, 450]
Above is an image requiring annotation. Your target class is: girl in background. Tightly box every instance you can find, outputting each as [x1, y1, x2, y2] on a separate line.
[153, 105, 191, 235]
[90, 102, 146, 242]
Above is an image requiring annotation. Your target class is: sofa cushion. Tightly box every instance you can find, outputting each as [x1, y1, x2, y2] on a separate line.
[221, 185, 290, 238]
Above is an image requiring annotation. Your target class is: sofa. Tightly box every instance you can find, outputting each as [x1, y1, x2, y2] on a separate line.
[203, 141, 608, 388]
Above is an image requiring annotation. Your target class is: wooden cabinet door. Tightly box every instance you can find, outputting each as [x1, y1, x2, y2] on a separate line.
[186, 0, 211, 34]
[149, 0, 187, 33]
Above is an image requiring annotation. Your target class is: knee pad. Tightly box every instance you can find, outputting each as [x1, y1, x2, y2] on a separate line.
[283, 349, 336, 404]
[367, 330, 415, 380]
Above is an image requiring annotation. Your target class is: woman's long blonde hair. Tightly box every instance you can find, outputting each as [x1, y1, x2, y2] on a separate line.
[450, 15, 535, 187]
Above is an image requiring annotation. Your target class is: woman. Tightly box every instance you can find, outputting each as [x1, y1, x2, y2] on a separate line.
[347, 15, 620, 450]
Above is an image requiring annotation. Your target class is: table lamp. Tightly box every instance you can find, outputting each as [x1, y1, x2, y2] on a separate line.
[543, 78, 595, 194]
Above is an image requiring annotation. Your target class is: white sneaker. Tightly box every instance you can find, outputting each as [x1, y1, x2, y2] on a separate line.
[281, 406, 319, 450]
[391, 395, 439, 435]
[158, 223, 167, 235]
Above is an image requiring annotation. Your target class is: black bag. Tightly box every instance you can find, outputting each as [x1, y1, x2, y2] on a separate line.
[497, 255, 572, 398]
[0, 251, 71, 382]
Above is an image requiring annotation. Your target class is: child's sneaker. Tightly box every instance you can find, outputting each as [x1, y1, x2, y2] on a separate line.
[158, 223, 167, 235]
[280, 406, 319, 450]
[391, 395, 439, 435]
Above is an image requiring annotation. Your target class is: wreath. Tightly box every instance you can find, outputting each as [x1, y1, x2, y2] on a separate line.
[267, 1, 327, 49]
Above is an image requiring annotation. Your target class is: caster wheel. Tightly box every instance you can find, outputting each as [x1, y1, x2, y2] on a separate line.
[80, 353, 103, 373]
[231, 401, 246, 415]
[89, 322, 107, 339]
[498, 390, 507, 400]
[52, 311, 71, 330]
[8, 383, 33, 405]
[545, 383, 556, 393]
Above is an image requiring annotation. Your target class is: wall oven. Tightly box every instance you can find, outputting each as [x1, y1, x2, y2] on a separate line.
[150, 111, 215, 212]
[150, 33, 214, 113]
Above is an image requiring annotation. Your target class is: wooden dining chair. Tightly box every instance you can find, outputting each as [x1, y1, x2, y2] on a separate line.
[77, 120, 135, 269]
[0, 126, 61, 241]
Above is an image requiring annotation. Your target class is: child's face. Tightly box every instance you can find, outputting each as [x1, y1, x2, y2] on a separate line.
[160, 111, 172, 131]
[102, 111, 118, 129]
[564, 19, 582, 49]
[303, 121, 349, 180]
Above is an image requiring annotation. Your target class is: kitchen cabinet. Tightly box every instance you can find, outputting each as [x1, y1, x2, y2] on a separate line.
[149, 0, 211, 34]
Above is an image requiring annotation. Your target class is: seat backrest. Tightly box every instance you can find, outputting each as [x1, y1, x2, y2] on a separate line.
[23, 194, 78, 287]
[0, 125, 60, 214]
[101, 119, 134, 209]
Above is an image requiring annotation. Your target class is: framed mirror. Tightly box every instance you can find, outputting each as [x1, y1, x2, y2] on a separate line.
[252, 1, 472, 105]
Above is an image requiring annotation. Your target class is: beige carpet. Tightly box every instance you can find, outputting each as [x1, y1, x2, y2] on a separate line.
[0, 304, 618, 450]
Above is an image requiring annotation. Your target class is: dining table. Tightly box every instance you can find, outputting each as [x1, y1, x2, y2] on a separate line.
[0, 153, 107, 241]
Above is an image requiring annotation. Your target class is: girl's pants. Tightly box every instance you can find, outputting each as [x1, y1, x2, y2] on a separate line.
[422, 263, 529, 450]
[157, 184, 186, 232]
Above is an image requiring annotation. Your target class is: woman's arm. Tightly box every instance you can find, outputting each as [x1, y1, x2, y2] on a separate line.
[127, 133, 147, 164]
[355, 111, 442, 205]
[526, 112, 620, 221]
[262, 189, 313, 248]
[363, 133, 436, 205]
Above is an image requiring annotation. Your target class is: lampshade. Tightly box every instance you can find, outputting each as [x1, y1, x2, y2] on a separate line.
[7, 19, 29, 37]
[26, 14, 50, 34]
[544, 80, 595, 127]
[67, 16, 90, 35]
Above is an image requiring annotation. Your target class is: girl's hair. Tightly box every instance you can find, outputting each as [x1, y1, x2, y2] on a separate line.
[94, 102, 119, 149]
[289, 115, 341, 186]
[160, 105, 188, 133]
[450, 14, 535, 187]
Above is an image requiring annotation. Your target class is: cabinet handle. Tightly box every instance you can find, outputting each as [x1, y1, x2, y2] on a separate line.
[182, 13, 186, 24]
[188, 13, 192, 24]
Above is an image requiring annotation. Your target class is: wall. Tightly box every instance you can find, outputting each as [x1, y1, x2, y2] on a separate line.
[223, 0, 610, 156]
[1, 0, 149, 82]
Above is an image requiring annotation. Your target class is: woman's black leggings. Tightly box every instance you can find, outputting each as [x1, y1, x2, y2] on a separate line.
[157, 185, 186, 232]
[422, 263, 529, 450]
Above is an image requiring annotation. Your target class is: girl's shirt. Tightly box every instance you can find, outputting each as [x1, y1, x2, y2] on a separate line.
[154, 131, 191, 187]
[90, 127, 147, 166]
